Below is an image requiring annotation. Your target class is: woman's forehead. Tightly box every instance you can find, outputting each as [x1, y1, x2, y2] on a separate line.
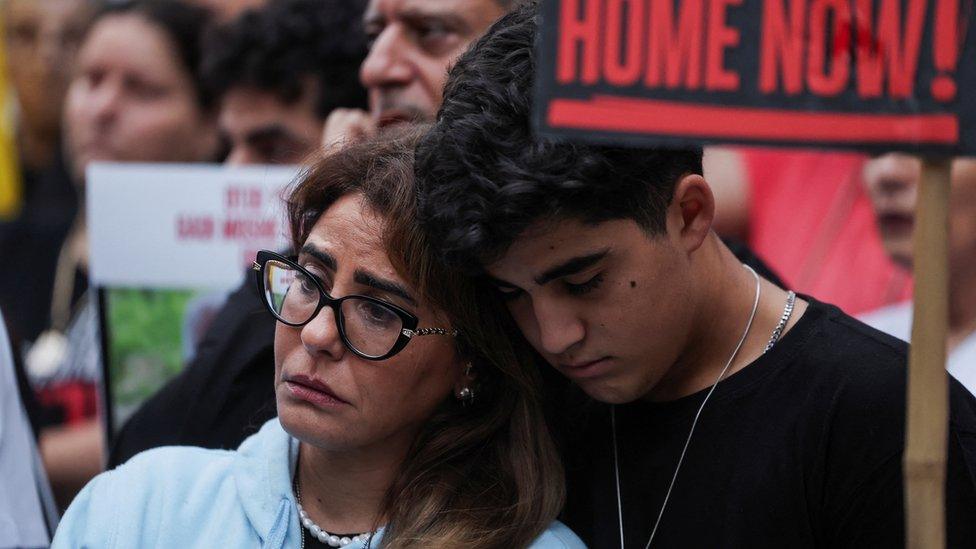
[304, 195, 396, 274]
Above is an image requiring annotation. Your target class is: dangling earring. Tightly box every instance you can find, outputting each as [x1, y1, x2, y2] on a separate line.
[457, 386, 475, 406]
[457, 362, 475, 406]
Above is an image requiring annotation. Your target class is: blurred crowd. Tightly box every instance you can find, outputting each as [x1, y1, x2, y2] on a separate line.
[0, 0, 973, 547]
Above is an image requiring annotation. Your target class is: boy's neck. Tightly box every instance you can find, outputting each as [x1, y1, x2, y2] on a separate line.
[645, 234, 807, 402]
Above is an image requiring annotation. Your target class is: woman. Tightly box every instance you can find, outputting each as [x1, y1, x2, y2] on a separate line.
[28, 0, 221, 508]
[63, 0, 220, 184]
[52, 131, 585, 548]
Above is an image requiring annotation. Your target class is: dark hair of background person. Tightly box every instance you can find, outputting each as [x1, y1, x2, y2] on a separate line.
[286, 128, 564, 547]
[200, 0, 367, 119]
[415, 1, 703, 272]
[91, 0, 216, 111]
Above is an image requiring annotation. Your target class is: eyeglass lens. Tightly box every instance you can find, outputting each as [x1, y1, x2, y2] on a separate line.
[263, 260, 405, 357]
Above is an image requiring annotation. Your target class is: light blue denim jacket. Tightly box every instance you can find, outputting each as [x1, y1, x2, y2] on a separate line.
[52, 418, 585, 548]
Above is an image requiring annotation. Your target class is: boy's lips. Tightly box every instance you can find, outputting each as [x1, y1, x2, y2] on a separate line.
[559, 356, 614, 379]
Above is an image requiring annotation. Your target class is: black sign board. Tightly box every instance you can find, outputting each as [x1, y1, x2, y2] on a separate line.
[534, 0, 975, 154]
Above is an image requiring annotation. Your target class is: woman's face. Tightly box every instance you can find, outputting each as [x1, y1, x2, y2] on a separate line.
[275, 193, 465, 452]
[64, 13, 218, 184]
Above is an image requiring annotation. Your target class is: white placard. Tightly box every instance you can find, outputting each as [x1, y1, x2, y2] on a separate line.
[88, 162, 299, 289]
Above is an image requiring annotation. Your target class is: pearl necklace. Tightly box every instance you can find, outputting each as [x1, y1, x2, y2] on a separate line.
[294, 479, 373, 548]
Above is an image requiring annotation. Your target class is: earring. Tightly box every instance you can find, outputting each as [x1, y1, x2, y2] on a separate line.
[457, 386, 475, 407]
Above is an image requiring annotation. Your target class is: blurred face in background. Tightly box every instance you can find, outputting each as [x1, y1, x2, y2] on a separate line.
[64, 13, 218, 184]
[3, 0, 92, 139]
[360, 0, 506, 126]
[220, 83, 323, 166]
[863, 154, 976, 272]
[188, 0, 266, 21]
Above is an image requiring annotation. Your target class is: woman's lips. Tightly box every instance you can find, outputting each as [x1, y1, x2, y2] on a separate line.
[283, 374, 349, 409]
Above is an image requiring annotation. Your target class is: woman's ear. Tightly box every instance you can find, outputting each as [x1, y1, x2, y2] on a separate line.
[667, 173, 715, 255]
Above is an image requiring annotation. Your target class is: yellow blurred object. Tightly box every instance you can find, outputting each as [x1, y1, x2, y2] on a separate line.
[0, 10, 23, 220]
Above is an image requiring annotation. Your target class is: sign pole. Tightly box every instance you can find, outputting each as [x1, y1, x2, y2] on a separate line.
[904, 157, 951, 549]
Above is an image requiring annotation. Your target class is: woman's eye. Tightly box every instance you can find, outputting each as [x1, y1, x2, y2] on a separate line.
[295, 272, 318, 295]
[359, 301, 398, 327]
[564, 272, 605, 296]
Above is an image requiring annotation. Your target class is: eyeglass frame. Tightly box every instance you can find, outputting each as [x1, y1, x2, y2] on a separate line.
[252, 250, 458, 361]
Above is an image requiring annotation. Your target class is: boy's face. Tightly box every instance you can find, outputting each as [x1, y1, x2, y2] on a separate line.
[486, 217, 696, 404]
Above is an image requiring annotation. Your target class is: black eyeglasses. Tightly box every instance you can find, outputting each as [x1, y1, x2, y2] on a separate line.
[252, 250, 457, 360]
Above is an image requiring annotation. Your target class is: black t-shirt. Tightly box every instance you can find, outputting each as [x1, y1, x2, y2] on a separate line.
[559, 298, 976, 548]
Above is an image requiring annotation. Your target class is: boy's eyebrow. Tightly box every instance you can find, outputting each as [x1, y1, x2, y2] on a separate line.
[486, 275, 519, 289]
[534, 250, 610, 286]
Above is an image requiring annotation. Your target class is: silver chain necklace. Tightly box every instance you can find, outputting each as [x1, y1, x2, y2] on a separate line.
[611, 265, 761, 549]
[765, 291, 796, 352]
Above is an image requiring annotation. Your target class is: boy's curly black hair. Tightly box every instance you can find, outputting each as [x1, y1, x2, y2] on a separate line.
[415, 1, 703, 271]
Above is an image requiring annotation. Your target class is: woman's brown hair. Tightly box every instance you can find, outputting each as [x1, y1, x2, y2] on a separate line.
[286, 127, 564, 548]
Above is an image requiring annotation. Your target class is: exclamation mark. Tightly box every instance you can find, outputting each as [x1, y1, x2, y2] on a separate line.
[931, 0, 959, 102]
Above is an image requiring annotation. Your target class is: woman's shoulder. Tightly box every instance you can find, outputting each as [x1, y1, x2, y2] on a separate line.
[52, 446, 241, 548]
[528, 520, 588, 548]
[98, 444, 240, 500]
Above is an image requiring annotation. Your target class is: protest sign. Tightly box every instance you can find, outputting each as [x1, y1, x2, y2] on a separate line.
[535, 0, 975, 154]
[87, 162, 297, 434]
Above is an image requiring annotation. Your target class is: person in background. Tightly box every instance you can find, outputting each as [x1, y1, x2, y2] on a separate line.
[187, 0, 265, 21]
[414, 4, 976, 546]
[321, 0, 516, 146]
[0, 0, 93, 346]
[54, 130, 583, 549]
[33, 0, 219, 509]
[1, 310, 58, 549]
[109, 0, 514, 465]
[705, 147, 912, 315]
[201, 0, 367, 166]
[860, 154, 976, 395]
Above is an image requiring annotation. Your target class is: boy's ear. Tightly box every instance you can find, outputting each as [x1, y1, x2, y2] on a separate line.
[668, 174, 714, 254]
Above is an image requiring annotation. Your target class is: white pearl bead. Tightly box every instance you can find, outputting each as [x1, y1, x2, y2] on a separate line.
[328, 535, 341, 546]
[299, 508, 308, 519]
[316, 530, 329, 543]
[301, 516, 313, 529]
[311, 525, 323, 538]
[340, 537, 352, 546]
[352, 535, 361, 543]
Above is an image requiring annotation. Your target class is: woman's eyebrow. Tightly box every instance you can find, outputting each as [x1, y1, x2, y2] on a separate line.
[300, 243, 337, 271]
[354, 269, 417, 306]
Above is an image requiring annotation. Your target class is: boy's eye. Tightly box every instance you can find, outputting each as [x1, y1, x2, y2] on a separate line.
[564, 272, 605, 296]
[497, 287, 524, 302]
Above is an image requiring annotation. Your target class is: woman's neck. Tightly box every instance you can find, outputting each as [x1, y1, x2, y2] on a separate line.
[296, 436, 411, 535]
